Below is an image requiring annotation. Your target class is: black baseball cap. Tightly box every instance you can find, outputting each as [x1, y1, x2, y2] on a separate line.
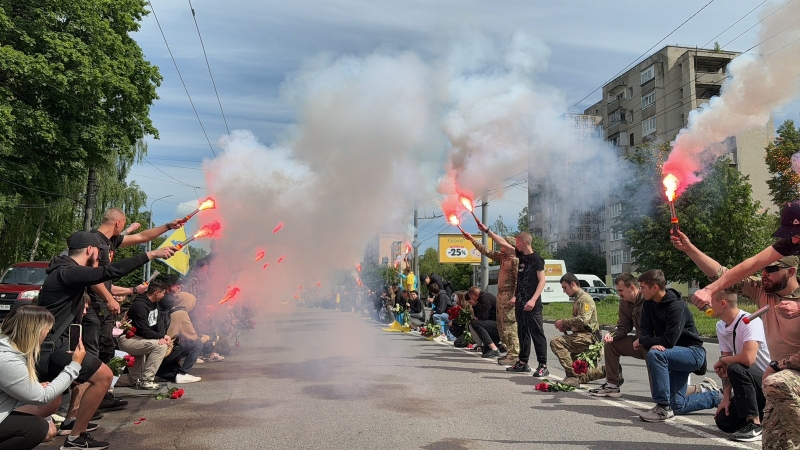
[773, 201, 800, 239]
[67, 231, 109, 250]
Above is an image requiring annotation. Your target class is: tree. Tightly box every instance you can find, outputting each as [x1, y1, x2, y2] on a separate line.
[765, 119, 800, 206]
[492, 216, 513, 237]
[418, 247, 473, 293]
[617, 144, 775, 284]
[0, 0, 161, 267]
[518, 206, 529, 233]
[553, 244, 606, 278]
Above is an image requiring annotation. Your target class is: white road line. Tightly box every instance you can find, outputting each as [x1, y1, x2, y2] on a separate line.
[405, 332, 760, 449]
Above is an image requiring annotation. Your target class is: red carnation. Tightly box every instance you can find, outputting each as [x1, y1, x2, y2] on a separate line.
[572, 359, 589, 375]
[170, 392, 180, 399]
[535, 382, 550, 392]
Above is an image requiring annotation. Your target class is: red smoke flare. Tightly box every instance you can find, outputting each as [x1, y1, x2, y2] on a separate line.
[262, 263, 269, 269]
[272, 222, 283, 234]
[356, 263, 362, 272]
[277, 255, 285, 263]
[194, 221, 222, 239]
[219, 287, 241, 305]
[255, 250, 266, 262]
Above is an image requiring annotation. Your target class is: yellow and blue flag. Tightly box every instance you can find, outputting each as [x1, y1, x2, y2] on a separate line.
[157, 228, 190, 275]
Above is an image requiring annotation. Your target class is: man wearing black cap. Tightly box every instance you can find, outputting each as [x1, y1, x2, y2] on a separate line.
[37, 231, 175, 449]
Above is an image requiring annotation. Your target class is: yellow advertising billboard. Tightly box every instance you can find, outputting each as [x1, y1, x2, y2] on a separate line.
[544, 262, 564, 278]
[438, 234, 494, 264]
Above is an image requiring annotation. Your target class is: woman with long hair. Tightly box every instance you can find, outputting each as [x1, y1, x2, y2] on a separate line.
[0, 305, 85, 449]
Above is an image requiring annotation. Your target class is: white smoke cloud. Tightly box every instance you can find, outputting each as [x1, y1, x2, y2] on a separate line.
[199, 33, 623, 306]
[664, 0, 800, 192]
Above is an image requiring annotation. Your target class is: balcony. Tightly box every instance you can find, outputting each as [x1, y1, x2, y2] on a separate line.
[606, 119, 627, 137]
[695, 72, 726, 85]
[607, 97, 621, 111]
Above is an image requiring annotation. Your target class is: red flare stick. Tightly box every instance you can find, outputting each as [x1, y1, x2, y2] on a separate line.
[272, 222, 283, 234]
[219, 287, 241, 305]
[181, 198, 216, 223]
[743, 305, 770, 324]
[255, 250, 266, 262]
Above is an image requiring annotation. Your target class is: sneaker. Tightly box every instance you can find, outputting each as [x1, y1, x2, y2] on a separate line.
[61, 432, 109, 449]
[97, 393, 127, 412]
[58, 421, 99, 436]
[589, 383, 622, 398]
[639, 404, 674, 422]
[91, 411, 103, 421]
[51, 414, 65, 425]
[135, 380, 161, 390]
[532, 364, 549, 377]
[700, 377, 719, 393]
[195, 357, 205, 364]
[482, 349, 501, 358]
[731, 421, 763, 442]
[506, 361, 531, 372]
[497, 356, 516, 366]
[497, 344, 508, 357]
[175, 373, 202, 383]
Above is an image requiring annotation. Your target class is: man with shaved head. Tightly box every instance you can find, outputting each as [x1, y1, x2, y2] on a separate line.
[85, 207, 183, 411]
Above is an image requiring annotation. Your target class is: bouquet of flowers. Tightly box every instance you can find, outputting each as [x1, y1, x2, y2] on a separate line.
[107, 355, 135, 376]
[447, 305, 462, 321]
[114, 317, 136, 339]
[419, 323, 442, 338]
[455, 307, 472, 326]
[156, 387, 185, 400]
[535, 379, 576, 392]
[571, 359, 589, 375]
[575, 341, 605, 369]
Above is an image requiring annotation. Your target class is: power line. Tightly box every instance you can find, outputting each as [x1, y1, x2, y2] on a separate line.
[187, 0, 231, 137]
[721, 0, 794, 49]
[700, 0, 767, 49]
[143, 157, 205, 188]
[147, 0, 217, 157]
[129, 172, 204, 188]
[565, 0, 716, 114]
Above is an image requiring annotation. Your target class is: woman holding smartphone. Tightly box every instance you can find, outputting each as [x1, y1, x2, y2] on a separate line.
[0, 305, 85, 450]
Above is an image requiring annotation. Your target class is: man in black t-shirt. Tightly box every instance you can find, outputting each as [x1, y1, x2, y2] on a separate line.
[482, 226, 548, 376]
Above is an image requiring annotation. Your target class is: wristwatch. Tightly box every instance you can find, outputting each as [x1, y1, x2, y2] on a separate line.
[769, 360, 783, 372]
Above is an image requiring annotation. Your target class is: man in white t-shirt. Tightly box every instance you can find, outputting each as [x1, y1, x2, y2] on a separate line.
[710, 290, 771, 442]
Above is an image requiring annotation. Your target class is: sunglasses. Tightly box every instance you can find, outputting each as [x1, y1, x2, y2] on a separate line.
[763, 265, 786, 274]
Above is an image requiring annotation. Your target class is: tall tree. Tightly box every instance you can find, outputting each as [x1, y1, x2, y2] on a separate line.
[617, 144, 775, 283]
[518, 206, 529, 233]
[492, 215, 513, 237]
[765, 119, 800, 206]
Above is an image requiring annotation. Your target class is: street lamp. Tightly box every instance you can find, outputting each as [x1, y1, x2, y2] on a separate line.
[144, 194, 173, 281]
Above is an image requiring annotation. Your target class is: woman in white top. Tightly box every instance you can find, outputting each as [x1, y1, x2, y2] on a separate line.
[0, 305, 85, 449]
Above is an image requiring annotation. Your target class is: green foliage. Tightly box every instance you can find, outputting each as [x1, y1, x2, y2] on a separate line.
[0, 0, 160, 268]
[518, 206, 529, 233]
[492, 216, 513, 237]
[532, 235, 553, 259]
[617, 144, 775, 284]
[765, 119, 800, 206]
[576, 341, 604, 368]
[419, 247, 473, 293]
[553, 244, 606, 278]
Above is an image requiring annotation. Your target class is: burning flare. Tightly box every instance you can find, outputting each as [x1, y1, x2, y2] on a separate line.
[176, 221, 222, 249]
[272, 222, 284, 234]
[219, 287, 241, 305]
[459, 196, 473, 212]
[255, 250, 266, 262]
[663, 174, 679, 202]
[356, 263, 362, 273]
[180, 197, 217, 224]
[448, 214, 460, 226]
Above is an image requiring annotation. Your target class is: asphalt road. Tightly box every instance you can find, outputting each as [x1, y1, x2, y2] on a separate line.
[42, 308, 761, 450]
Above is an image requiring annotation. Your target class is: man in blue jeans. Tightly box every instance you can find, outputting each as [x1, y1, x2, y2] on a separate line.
[637, 269, 721, 422]
[428, 283, 456, 341]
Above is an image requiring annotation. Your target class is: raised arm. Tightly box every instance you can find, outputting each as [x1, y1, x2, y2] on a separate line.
[693, 246, 782, 309]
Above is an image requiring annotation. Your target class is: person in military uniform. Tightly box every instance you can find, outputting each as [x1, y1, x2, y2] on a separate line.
[460, 227, 520, 365]
[550, 273, 604, 387]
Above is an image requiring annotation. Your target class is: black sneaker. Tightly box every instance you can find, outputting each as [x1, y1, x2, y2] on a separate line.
[506, 361, 531, 372]
[532, 364, 549, 377]
[91, 411, 103, 421]
[61, 432, 109, 449]
[58, 421, 99, 436]
[97, 392, 128, 412]
[482, 349, 501, 358]
[731, 422, 763, 442]
[497, 344, 508, 357]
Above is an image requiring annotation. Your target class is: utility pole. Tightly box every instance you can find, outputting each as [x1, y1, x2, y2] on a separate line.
[413, 200, 419, 284]
[480, 190, 489, 290]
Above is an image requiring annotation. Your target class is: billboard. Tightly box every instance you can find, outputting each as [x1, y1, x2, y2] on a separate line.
[438, 234, 495, 264]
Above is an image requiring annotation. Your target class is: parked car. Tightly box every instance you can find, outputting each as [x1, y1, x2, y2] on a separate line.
[585, 286, 617, 302]
[0, 261, 49, 320]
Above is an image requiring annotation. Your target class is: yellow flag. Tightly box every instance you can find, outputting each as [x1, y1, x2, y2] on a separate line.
[335, 292, 341, 304]
[157, 228, 190, 275]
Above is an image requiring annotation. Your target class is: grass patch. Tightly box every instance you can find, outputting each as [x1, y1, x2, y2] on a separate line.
[542, 298, 758, 338]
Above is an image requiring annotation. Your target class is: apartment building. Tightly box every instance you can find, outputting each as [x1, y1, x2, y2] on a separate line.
[363, 232, 406, 266]
[584, 45, 774, 281]
[528, 113, 605, 255]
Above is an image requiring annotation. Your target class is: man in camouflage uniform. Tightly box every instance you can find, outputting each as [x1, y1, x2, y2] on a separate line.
[461, 228, 519, 365]
[672, 230, 800, 447]
[550, 273, 604, 387]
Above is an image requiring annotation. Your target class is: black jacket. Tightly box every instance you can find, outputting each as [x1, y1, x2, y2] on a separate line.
[639, 288, 703, 350]
[38, 253, 149, 340]
[472, 292, 497, 321]
[408, 298, 423, 314]
[432, 292, 449, 313]
[127, 294, 165, 340]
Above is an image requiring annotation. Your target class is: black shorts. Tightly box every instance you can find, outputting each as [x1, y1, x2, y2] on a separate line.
[39, 337, 103, 384]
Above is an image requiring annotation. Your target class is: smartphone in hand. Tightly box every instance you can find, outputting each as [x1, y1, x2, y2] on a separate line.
[69, 324, 82, 352]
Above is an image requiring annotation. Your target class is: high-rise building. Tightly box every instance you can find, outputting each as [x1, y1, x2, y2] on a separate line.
[583, 45, 774, 281]
[528, 113, 605, 255]
[363, 233, 406, 266]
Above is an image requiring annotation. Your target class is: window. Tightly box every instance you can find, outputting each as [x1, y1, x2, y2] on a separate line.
[628, 87, 634, 99]
[622, 250, 632, 264]
[641, 91, 656, 109]
[611, 229, 623, 241]
[629, 133, 635, 146]
[611, 250, 622, 266]
[609, 202, 622, 218]
[640, 64, 655, 84]
[642, 117, 657, 136]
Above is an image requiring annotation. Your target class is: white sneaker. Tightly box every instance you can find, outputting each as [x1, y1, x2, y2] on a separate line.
[195, 358, 205, 364]
[175, 373, 202, 384]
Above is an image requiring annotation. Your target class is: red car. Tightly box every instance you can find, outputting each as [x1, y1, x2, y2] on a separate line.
[0, 261, 49, 320]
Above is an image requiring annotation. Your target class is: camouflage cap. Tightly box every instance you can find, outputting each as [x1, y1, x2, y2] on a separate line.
[505, 236, 516, 247]
[769, 255, 800, 269]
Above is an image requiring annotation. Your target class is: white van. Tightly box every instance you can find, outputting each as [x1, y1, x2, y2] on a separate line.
[486, 259, 570, 304]
[574, 274, 607, 289]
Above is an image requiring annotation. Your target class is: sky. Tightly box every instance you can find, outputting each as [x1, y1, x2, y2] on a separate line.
[129, 0, 800, 252]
